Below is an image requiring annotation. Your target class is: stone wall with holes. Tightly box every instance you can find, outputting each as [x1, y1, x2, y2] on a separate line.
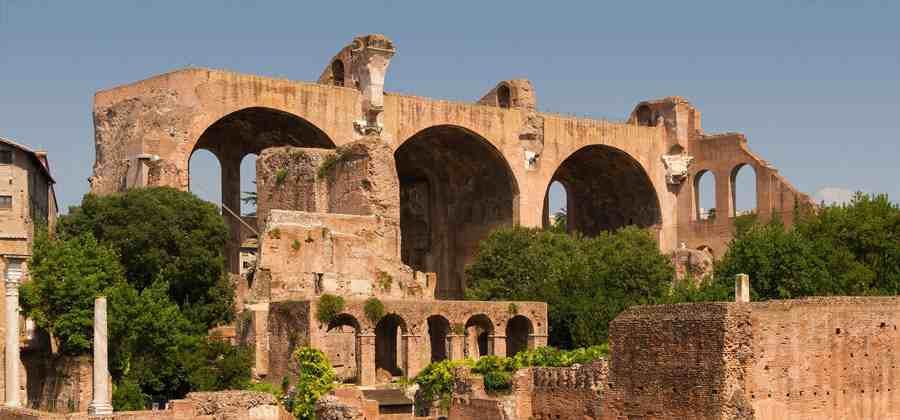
[530, 361, 608, 419]
[603, 297, 900, 420]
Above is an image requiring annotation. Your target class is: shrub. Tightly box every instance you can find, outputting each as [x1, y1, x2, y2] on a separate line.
[283, 347, 336, 420]
[275, 168, 289, 185]
[183, 336, 253, 391]
[316, 294, 345, 324]
[112, 378, 147, 411]
[245, 381, 283, 399]
[414, 359, 472, 407]
[364, 297, 385, 324]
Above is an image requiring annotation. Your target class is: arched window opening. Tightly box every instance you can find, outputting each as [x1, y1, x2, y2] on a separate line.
[188, 149, 222, 206]
[465, 314, 494, 359]
[635, 105, 654, 126]
[191, 107, 334, 277]
[543, 181, 569, 232]
[427, 315, 451, 363]
[497, 84, 511, 109]
[506, 315, 534, 357]
[395, 126, 519, 299]
[332, 60, 345, 87]
[546, 145, 661, 236]
[732, 164, 758, 217]
[694, 170, 717, 221]
[375, 314, 407, 378]
[325, 314, 360, 383]
[240, 153, 258, 217]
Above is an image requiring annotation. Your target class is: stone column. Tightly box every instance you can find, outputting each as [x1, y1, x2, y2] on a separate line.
[402, 334, 423, 379]
[446, 334, 465, 361]
[88, 297, 113, 416]
[490, 334, 507, 357]
[735, 274, 750, 303]
[357, 333, 376, 386]
[4, 257, 23, 407]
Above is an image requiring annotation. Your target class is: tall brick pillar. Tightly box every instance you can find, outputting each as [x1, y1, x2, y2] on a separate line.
[358, 333, 376, 386]
[528, 334, 548, 349]
[490, 334, 507, 357]
[447, 334, 465, 361]
[403, 334, 423, 378]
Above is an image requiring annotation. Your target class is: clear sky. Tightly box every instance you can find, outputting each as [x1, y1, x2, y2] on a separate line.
[2, 0, 898, 214]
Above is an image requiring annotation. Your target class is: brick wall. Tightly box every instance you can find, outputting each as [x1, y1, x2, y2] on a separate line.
[603, 297, 900, 420]
[530, 361, 607, 420]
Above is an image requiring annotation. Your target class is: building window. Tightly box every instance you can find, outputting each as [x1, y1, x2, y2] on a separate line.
[0, 150, 11, 164]
[0, 195, 11, 210]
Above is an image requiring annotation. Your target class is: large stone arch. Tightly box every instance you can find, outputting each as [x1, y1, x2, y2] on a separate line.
[394, 125, 520, 299]
[464, 314, 495, 359]
[542, 144, 662, 237]
[188, 107, 337, 281]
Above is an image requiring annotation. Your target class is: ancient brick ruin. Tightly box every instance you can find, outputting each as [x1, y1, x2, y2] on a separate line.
[81, 33, 836, 419]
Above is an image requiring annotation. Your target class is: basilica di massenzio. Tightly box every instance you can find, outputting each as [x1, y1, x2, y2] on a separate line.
[21, 34, 900, 420]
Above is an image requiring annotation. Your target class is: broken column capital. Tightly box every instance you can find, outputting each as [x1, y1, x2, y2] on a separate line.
[661, 152, 694, 185]
[350, 34, 396, 135]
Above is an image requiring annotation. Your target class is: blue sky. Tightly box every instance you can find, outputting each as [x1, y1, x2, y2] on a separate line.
[2, 0, 898, 214]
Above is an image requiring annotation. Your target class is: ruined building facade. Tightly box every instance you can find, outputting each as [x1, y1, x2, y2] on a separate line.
[0, 137, 58, 406]
[88, 34, 811, 385]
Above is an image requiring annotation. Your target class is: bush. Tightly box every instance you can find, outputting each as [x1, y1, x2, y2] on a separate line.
[363, 297, 385, 323]
[414, 359, 472, 407]
[245, 381, 283, 399]
[112, 378, 148, 411]
[183, 336, 253, 391]
[283, 347, 336, 420]
[316, 294, 345, 324]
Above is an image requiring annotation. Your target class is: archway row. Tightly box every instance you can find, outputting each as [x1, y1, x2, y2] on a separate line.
[691, 164, 758, 221]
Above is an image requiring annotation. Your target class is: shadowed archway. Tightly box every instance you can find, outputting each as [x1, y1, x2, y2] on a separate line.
[395, 125, 519, 299]
[543, 145, 661, 236]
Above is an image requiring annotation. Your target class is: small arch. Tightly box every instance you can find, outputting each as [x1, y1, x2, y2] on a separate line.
[331, 60, 345, 87]
[731, 163, 757, 217]
[188, 149, 222, 205]
[543, 180, 569, 232]
[506, 315, 534, 357]
[635, 105, 654, 126]
[694, 170, 717, 221]
[497, 84, 511, 109]
[375, 313, 408, 378]
[427, 315, 451, 363]
[239, 153, 258, 217]
[325, 314, 361, 383]
[464, 314, 494, 358]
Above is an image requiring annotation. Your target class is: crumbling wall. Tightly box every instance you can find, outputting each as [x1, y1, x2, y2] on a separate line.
[603, 303, 753, 420]
[265, 301, 312, 386]
[256, 147, 332, 227]
[21, 354, 92, 413]
[603, 297, 900, 420]
[530, 361, 607, 420]
[746, 298, 900, 419]
[257, 210, 423, 301]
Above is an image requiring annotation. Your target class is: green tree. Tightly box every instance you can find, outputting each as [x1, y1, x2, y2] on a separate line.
[59, 187, 234, 328]
[466, 226, 674, 348]
[20, 232, 127, 355]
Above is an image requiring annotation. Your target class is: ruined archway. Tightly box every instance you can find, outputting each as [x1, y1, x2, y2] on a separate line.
[543, 145, 661, 236]
[427, 315, 451, 363]
[190, 107, 335, 277]
[505, 315, 533, 357]
[325, 314, 361, 383]
[375, 314, 408, 378]
[395, 125, 519, 299]
[464, 314, 494, 359]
